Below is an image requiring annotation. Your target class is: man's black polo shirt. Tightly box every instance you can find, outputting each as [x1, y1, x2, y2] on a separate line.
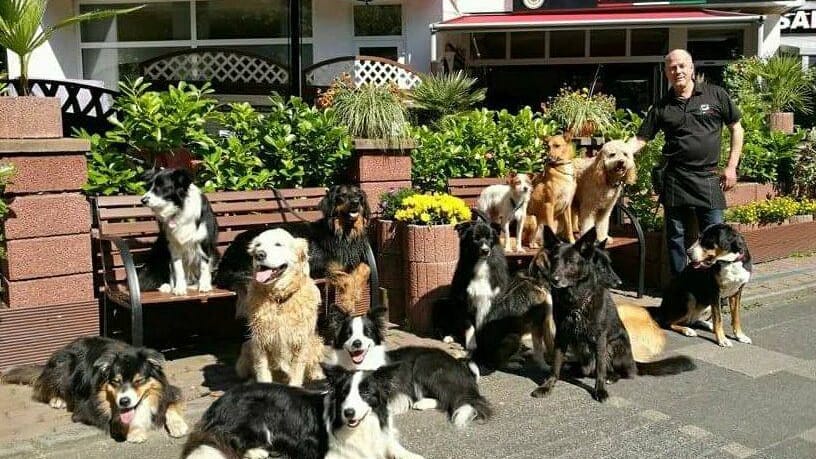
[638, 82, 740, 168]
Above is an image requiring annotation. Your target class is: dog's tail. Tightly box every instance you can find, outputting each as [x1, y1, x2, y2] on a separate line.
[0, 364, 43, 385]
[636, 356, 696, 376]
[451, 395, 493, 429]
[617, 302, 666, 363]
[181, 431, 240, 459]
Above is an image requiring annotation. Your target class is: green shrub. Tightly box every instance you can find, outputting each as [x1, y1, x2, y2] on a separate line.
[325, 76, 409, 145]
[790, 128, 816, 199]
[378, 188, 418, 220]
[78, 129, 146, 196]
[725, 196, 813, 224]
[737, 129, 805, 184]
[411, 107, 558, 192]
[542, 87, 616, 137]
[724, 55, 815, 115]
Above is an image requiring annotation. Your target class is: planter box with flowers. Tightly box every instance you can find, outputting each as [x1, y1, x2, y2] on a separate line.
[725, 198, 816, 262]
[374, 188, 418, 325]
[393, 193, 470, 335]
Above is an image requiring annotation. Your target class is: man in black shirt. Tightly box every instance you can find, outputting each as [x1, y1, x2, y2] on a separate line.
[628, 49, 743, 277]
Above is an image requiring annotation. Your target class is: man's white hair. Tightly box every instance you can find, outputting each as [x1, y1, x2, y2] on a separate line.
[664, 49, 694, 64]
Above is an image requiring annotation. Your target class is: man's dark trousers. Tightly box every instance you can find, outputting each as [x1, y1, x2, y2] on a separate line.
[665, 206, 724, 277]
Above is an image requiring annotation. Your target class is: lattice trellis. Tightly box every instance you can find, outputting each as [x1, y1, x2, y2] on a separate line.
[305, 57, 421, 90]
[142, 50, 289, 84]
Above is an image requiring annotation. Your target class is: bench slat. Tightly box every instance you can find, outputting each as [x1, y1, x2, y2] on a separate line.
[98, 197, 324, 221]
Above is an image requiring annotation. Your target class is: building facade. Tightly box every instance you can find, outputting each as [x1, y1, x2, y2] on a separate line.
[3, 0, 804, 110]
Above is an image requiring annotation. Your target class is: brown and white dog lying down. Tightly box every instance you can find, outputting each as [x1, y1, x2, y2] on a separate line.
[235, 228, 325, 387]
[572, 139, 637, 243]
[0, 336, 187, 443]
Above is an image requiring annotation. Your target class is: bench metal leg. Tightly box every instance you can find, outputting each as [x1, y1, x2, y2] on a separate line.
[131, 301, 144, 347]
[615, 204, 646, 298]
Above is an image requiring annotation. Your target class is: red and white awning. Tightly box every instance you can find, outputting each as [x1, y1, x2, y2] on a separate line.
[431, 9, 763, 32]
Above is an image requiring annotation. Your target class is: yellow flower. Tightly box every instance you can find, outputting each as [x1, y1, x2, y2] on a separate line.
[420, 212, 431, 223]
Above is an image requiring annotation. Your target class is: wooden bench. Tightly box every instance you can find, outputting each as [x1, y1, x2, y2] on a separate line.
[447, 177, 645, 298]
[92, 188, 379, 346]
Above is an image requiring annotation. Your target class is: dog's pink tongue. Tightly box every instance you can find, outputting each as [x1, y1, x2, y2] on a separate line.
[119, 409, 135, 425]
[255, 269, 275, 283]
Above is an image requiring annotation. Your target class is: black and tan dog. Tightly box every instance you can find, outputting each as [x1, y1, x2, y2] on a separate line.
[216, 184, 372, 317]
[0, 336, 187, 442]
[651, 223, 753, 347]
[531, 227, 694, 402]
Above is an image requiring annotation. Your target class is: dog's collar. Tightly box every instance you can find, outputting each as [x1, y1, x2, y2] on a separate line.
[548, 160, 574, 176]
[691, 252, 745, 270]
[510, 197, 526, 213]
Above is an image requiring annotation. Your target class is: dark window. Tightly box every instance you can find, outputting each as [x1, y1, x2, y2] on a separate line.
[687, 28, 744, 61]
[471, 33, 507, 59]
[511, 32, 546, 58]
[549, 30, 585, 58]
[80, 2, 191, 42]
[354, 5, 402, 36]
[630, 28, 668, 56]
[359, 46, 399, 62]
[590, 29, 626, 57]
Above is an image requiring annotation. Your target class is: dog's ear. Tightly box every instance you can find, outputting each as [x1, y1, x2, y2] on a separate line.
[139, 348, 166, 370]
[93, 351, 117, 374]
[562, 132, 573, 143]
[319, 304, 350, 340]
[319, 186, 339, 218]
[506, 172, 517, 184]
[140, 167, 158, 185]
[320, 363, 350, 385]
[455, 221, 472, 236]
[471, 208, 490, 223]
[171, 168, 193, 189]
[576, 227, 598, 258]
[542, 225, 560, 249]
[293, 237, 311, 276]
[529, 248, 551, 279]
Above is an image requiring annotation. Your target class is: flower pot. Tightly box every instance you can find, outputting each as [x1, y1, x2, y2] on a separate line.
[0, 97, 62, 139]
[402, 223, 459, 335]
[142, 147, 198, 171]
[349, 138, 414, 215]
[768, 112, 794, 134]
[375, 219, 406, 325]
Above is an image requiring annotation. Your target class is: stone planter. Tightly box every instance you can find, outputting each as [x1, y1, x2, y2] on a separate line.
[735, 220, 816, 262]
[0, 96, 62, 139]
[725, 182, 779, 207]
[375, 219, 405, 324]
[349, 138, 414, 214]
[768, 112, 794, 134]
[402, 223, 459, 335]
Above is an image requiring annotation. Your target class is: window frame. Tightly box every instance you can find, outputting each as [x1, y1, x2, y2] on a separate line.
[351, 1, 406, 63]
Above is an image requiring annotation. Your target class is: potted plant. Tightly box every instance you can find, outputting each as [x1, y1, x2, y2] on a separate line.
[394, 193, 470, 334]
[319, 74, 415, 210]
[542, 87, 616, 139]
[408, 70, 486, 126]
[0, 0, 140, 138]
[725, 55, 815, 134]
[374, 187, 418, 325]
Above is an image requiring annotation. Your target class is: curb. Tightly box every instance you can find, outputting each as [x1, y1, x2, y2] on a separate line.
[742, 282, 816, 305]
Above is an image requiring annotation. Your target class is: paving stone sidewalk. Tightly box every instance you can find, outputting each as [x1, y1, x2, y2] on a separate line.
[1, 254, 815, 458]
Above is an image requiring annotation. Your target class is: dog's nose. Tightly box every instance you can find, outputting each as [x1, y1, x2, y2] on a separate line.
[254, 250, 266, 262]
[119, 397, 131, 408]
[343, 408, 355, 419]
[552, 275, 560, 282]
[140, 196, 149, 205]
[352, 339, 362, 349]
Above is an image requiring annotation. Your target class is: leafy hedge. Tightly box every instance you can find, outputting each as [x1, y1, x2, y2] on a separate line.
[411, 107, 558, 192]
[726, 197, 816, 224]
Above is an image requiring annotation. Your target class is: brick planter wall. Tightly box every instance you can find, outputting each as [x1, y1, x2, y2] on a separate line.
[375, 219, 405, 324]
[349, 138, 413, 214]
[403, 224, 459, 335]
[0, 137, 96, 370]
[730, 219, 816, 263]
[725, 182, 778, 207]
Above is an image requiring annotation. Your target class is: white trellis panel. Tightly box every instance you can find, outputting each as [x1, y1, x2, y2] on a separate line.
[305, 57, 421, 90]
[142, 50, 289, 84]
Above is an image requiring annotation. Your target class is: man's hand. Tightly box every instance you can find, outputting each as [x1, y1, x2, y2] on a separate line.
[721, 166, 738, 191]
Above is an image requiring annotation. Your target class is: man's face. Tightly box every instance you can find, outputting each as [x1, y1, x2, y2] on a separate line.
[665, 53, 694, 92]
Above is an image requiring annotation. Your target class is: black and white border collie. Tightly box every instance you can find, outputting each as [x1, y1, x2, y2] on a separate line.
[324, 306, 492, 428]
[182, 365, 423, 459]
[436, 216, 510, 350]
[138, 168, 219, 295]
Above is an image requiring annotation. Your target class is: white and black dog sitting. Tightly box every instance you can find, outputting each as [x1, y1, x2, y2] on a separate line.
[138, 168, 219, 296]
[323, 306, 492, 428]
[434, 214, 510, 351]
[182, 364, 423, 459]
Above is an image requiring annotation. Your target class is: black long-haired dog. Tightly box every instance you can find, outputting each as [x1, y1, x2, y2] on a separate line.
[531, 227, 695, 403]
[434, 212, 510, 350]
[215, 184, 372, 316]
[0, 337, 187, 443]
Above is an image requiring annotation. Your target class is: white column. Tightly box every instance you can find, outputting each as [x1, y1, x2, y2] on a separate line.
[758, 14, 782, 58]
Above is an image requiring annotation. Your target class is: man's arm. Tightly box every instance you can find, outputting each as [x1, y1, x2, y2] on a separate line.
[722, 120, 743, 191]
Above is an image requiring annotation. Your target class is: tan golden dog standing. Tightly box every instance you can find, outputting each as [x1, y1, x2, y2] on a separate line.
[235, 228, 324, 386]
[572, 139, 637, 243]
[528, 134, 577, 246]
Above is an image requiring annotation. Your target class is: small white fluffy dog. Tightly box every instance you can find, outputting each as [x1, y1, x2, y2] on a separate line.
[235, 228, 324, 387]
[572, 140, 637, 243]
[476, 173, 532, 252]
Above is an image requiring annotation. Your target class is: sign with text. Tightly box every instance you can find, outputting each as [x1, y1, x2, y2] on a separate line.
[514, 0, 782, 11]
[781, 8, 816, 34]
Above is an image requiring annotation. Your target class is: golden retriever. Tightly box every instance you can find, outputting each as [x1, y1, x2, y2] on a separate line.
[528, 134, 577, 246]
[572, 139, 637, 243]
[235, 228, 324, 386]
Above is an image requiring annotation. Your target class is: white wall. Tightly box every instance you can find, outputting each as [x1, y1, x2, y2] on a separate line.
[456, 0, 509, 14]
[759, 14, 784, 57]
[406, 0, 442, 72]
[5, 0, 81, 80]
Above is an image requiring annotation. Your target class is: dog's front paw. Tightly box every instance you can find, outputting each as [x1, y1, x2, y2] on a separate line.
[529, 242, 540, 249]
[243, 448, 270, 459]
[171, 285, 188, 296]
[127, 429, 148, 443]
[681, 327, 698, 337]
[165, 416, 188, 438]
[198, 282, 213, 293]
[718, 337, 733, 347]
[412, 398, 439, 411]
[593, 388, 610, 403]
[442, 335, 454, 344]
[515, 245, 526, 253]
[158, 283, 172, 293]
[735, 333, 753, 344]
[49, 397, 66, 409]
[531, 378, 556, 398]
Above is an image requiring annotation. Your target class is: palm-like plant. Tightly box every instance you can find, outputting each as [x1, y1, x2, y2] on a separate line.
[759, 54, 815, 114]
[409, 71, 486, 122]
[0, 0, 142, 95]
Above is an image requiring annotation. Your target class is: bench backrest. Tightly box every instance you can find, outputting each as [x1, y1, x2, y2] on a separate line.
[93, 188, 327, 287]
[447, 177, 504, 207]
